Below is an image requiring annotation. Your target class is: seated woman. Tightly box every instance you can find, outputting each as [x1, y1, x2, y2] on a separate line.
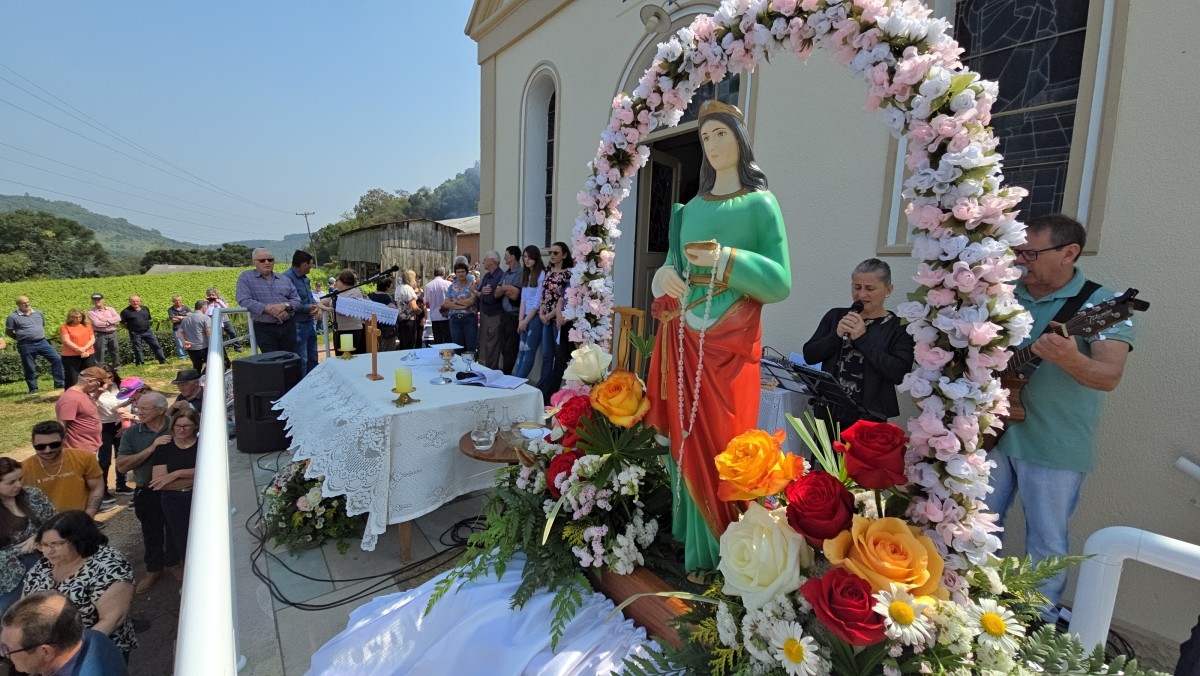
[0, 457, 55, 614]
[23, 510, 137, 661]
[147, 410, 199, 574]
[318, 269, 367, 354]
[802, 258, 915, 431]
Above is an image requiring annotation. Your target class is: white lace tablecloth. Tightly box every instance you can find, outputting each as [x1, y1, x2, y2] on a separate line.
[758, 386, 811, 455]
[275, 350, 543, 551]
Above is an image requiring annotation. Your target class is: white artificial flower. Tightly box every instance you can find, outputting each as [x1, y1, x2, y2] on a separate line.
[715, 601, 739, 647]
[967, 598, 1024, 655]
[919, 66, 952, 99]
[562, 343, 612, 384]
[770, 621, 822, 676]
[718, 503, 807, 611]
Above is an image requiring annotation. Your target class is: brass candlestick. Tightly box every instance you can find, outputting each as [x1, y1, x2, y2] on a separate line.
[392, 386, 420, 407]
[338, 349, 355, 360]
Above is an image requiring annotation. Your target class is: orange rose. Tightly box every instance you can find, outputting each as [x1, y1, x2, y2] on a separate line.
[823, 516, 948, 600]
[715, 429, 802, 501]
[588, 370, 651, 428]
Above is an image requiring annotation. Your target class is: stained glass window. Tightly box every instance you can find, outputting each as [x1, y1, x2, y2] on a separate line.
[955, 0, 1089, 217]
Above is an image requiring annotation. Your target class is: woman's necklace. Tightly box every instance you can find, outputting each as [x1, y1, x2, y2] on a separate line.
[674, 260, 719, 507]
[35, 455, 68, 481]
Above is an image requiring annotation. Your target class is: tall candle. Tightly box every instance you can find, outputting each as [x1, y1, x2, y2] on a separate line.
[339, 334, 354, 352]
[395, 367, 412, 392]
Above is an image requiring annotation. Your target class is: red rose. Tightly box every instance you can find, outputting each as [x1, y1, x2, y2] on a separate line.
[555, 394, 593, 432]
[800, 568, 885, 646]
[784, 470, 855, 547]
[546, 450, 584, 498]
[837, 420, 908, 490]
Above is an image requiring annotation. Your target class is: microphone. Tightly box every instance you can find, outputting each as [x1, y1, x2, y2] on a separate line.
[841, 301, 864, 348]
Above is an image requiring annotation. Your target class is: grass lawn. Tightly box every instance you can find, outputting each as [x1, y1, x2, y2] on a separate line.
[0, 359, 194, 456]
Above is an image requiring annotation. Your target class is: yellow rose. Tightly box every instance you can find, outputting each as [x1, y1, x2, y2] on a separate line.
[823, 515, 948, 600]
[563, 344, 612, 384]
[588, 370, 651, 428]
[715, 429, 802, 501]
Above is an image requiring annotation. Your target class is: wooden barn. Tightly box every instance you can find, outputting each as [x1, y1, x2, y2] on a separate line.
[338, 218, 460, 283]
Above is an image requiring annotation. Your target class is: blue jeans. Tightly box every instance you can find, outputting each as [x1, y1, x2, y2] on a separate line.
[129, 329, 166, 364]
[537, 320, 559, 393]
[294, 320, 319, 374]
[171, 328, 187, 358]
[513, 320, 543, 381]
[448, 314, 478, 353]
[16, 339, 64, 392]
[985, 452, 1086, 609]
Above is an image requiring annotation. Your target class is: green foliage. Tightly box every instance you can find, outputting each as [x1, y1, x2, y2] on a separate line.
[139, 244, 253, 272]
[1019, 625, 1166, 675]
[973, 554, 1085, 622]
[261, 460, 365, 555]
[0, 210, 109, 282]
[0, 194, 196, 256]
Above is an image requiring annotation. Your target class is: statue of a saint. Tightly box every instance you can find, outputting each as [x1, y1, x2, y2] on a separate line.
[646, 100, 792, 572]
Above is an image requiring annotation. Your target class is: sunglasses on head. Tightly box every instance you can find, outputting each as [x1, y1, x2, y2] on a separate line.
[33, 442, 62, 451]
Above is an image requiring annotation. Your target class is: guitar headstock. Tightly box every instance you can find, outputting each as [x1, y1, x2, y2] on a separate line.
[1064, 288, 1149, 338]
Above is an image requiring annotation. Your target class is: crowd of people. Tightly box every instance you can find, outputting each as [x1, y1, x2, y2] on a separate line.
[3, 287, 242, 396]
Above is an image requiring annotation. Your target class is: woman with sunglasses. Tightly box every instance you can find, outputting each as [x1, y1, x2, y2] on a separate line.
[22, 510, 137, 661]
[146, 409, 200, 573]
[537, 242, 574, 402]
[0, 457, 55, 615]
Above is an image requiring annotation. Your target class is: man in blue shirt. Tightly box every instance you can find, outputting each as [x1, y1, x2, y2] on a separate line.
[235, 248, 302, 355]
[283, 250, 320, 374]
[476, 250, 506, 369]
[5, 296, 65, 394]
[1, 591, 126, 676]
[985, 214, 1137, 620]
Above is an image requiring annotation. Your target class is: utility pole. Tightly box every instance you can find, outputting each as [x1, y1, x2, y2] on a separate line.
[296, 211, 316, 265]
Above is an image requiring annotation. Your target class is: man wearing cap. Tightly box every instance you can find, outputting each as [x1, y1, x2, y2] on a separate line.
[5, 296, 65, 394]
[166, 369, 204, 418]
[54, 366, 108, 458]
[22, 421, 105, 516]
[87, 294, 121, 369]
[119, 295, 166, 366]
[116, 392, 181, 592]
[235, 248, 301, 354]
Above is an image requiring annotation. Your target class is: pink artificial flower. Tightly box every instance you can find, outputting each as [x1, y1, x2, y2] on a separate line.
[955, 319, 1002, 347]
[914, 342, 954, 369]
[770, 0, 799, 14]
[913, 262, 946, 287]
[926, 286, 956, 308]
[906, 203, 949, 231]
[944, 261, 978, 291]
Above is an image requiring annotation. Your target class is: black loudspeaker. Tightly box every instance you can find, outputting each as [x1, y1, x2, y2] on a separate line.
[232, 351, 301, 454]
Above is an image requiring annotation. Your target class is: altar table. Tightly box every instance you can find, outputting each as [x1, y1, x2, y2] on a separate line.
[275, 349, 543, 552]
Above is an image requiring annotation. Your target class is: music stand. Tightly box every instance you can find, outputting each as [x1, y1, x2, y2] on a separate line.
[760, 356, 880, 423]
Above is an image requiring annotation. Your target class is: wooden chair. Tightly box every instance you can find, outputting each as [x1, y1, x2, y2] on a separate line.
[611, 305, 647, 376]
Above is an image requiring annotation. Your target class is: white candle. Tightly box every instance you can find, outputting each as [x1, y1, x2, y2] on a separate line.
[339, 334, 354, 352]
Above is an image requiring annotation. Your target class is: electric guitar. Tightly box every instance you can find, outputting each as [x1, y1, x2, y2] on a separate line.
[980, 288, 1149, 454]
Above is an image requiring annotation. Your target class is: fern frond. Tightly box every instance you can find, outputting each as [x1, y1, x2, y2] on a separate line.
[547, 572, 589, 650]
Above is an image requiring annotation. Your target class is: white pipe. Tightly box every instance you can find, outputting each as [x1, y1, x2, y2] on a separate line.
[1069, 526, 1200, 650]
[174, 307, 243, 674]
[1177, 456, 1200, 484]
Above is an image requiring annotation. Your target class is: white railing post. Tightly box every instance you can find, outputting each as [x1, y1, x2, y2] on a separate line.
[174, 307, 245, 674]
[1069, 526, 1200, 650]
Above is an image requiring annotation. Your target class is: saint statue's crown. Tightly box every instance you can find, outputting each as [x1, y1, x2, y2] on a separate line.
[698, 99, 744, 122]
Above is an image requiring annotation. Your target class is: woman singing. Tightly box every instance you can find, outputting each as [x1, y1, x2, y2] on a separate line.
[802, 258, 914, 431]
[645, 100, 791, 572]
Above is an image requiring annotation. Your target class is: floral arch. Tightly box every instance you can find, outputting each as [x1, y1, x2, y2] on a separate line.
[561, 0, 1032, 596]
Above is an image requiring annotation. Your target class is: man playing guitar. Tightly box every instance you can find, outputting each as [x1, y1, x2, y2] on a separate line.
[984, 214, 1138, 623]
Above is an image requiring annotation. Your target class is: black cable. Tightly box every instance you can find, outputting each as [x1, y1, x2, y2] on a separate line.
[244, 461, 477, 611]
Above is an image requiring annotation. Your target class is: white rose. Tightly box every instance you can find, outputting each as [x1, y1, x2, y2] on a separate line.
[717, 503, 810, 611]
[562, 343, 612, 384]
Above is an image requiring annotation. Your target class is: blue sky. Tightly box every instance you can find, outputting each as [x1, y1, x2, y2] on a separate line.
[0, 1, 480, 245]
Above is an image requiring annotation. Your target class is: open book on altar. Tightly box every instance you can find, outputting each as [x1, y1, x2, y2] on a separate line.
[455, 366, 526, 389]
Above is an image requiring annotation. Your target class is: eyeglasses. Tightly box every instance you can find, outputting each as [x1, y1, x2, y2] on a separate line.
[255, 258, 275, 263]
[0, 643, 39, 658]
[32, 442, 62, 451]
[36, 539, 69, 551]
[549, 250, 562, 256]
[1012, 244, 1067, 261]
[174, 423, 197, 430]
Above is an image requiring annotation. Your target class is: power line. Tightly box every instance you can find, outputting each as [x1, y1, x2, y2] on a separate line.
[0, 62, 291, 214]
[0, 154, 276, 228]
[0, 141, 273, 225]
[0, 176, 280, 242]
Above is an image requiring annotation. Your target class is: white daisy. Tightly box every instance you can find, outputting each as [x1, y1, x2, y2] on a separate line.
[873, 584, 935, 646]
[770, 621, 821, 676]
[967, 598, 1025, 655]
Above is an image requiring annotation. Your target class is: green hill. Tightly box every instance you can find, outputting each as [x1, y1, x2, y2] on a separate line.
[0, 194, 199, 255]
